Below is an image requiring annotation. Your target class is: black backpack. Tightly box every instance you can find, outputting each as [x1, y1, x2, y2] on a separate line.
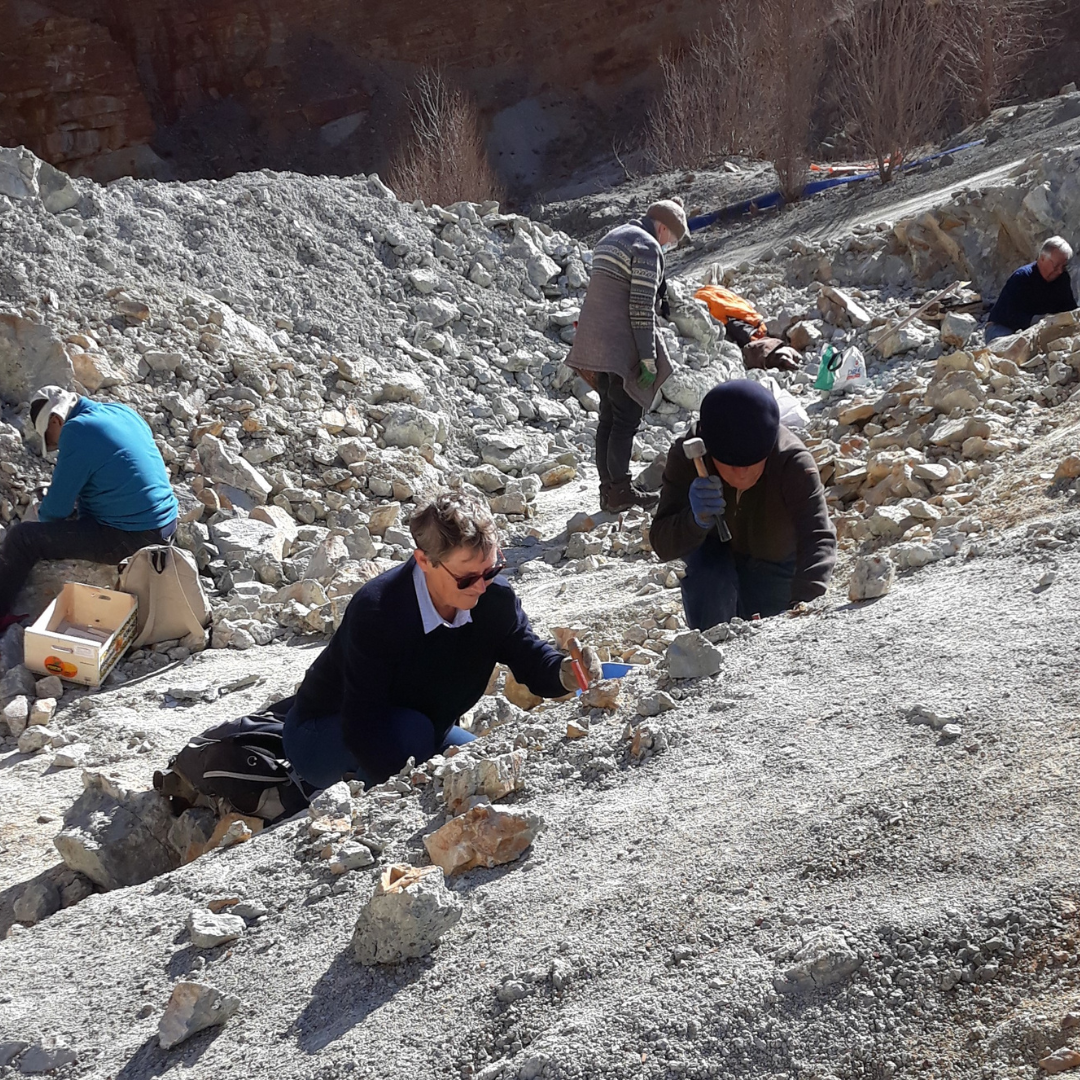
[154, 696, 316, 824]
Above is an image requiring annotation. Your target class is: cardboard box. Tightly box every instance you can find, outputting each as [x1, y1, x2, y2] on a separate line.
[24, 583, 139, 687]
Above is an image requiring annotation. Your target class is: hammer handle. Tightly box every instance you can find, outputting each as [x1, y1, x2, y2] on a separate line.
[568, 637, 590, 692]
[692, 458, 732, 543]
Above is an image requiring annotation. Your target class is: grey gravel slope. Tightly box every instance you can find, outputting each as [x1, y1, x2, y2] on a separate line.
[2, 525, 1079, 1080]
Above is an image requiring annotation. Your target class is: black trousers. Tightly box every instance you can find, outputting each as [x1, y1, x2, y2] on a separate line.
[0, 517, 174, 617]
[595, 372, 644, 485]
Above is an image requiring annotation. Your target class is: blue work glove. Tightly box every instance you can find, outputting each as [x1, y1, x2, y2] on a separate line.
[689, 475, 726, 529]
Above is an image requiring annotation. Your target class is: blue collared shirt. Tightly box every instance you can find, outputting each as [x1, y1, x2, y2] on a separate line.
[412, 560, 472, 634]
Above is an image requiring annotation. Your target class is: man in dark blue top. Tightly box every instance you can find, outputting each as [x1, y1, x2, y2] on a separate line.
[0, 386, 179, 624]
[985, 236, 1077, 343]
[284, 492, 601, 788]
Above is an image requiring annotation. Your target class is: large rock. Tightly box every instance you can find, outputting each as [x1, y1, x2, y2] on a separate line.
[940, 312, 977, 348]
[666, 631, 723, 678]
[187, 908, 246, 949]
[11, 1037, 77, 1073]
[209, 517, 287, 563]
[0, 147, 78, 213]
[817, 285, 871, 328]
[440, 750, 526, 813]
[303, 534, 352, 583]
[53, 772, 179, 890]
[0, 312, 75, 405]
[423, 801, 542, 875]
[774, 929, 861, 994]
[372, 371, 428, 406]
[351, 864, 462, 965]
[413, 296, 458, 328]
[198, 434, 272, 503]
[382, 404, 446, 449]
[924, 370, 986, 412]
[0, 664, 37, 707]
[526, 253, 561, 286]
[661, 366, 720, 411]
[477, 431, 551, 475]
[13, 879, 61, 925]
[158, 981, 240, 1050]
[867, 505, 914, 540]
[849, 553, 895, 601]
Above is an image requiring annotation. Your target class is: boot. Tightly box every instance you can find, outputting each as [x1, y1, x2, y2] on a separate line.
[598, 480, 612, 512]
[604, 478, 658, 512]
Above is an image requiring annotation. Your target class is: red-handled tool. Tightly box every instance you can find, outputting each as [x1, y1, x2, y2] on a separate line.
[568, 637, 590, 692]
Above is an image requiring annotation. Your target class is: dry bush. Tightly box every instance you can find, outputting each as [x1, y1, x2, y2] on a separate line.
[645, 8, 759, 170]
[945, 0, 1057, 120]
[387, 67, 502, 207]
[833, 0, 951, 182]
[646, 0, 829, 202]
[756, 0, 831, 203]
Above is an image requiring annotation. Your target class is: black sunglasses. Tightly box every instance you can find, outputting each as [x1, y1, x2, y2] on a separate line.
[437, 549, 506, 590]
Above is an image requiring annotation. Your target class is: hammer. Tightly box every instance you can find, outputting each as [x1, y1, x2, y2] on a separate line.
[683, 437, 732, 542]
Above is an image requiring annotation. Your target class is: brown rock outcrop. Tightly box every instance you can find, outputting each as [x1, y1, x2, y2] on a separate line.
[0, 0, 717, 188]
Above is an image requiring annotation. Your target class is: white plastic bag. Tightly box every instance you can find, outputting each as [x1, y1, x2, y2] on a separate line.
[753, 374, 810, 430]
[834, 346, 869, 388]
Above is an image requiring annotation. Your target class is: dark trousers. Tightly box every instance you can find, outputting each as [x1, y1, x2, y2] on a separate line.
[983, 322, 1014, 343]
[595, 372, 644, 485]
[681, 533, 796, 631]
[283, 704, 477, 790]
[0, 517, 173, 618]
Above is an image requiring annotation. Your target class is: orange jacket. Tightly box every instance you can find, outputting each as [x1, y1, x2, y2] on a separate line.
[693, 285, 768, 339]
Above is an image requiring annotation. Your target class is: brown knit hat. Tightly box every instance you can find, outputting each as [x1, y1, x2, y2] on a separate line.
[646, 197, 689, 242]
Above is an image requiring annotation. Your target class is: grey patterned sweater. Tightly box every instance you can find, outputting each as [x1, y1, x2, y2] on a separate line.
[566, 217, 673, 409]
[590, 217, 665, 359]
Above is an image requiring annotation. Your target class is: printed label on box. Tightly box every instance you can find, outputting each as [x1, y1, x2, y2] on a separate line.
[44, 656, 79, 679]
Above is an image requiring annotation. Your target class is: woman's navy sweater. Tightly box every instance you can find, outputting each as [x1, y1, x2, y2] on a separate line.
[292, 557, 566, 779]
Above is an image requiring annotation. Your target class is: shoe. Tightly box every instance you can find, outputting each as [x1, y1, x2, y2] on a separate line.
[604, 479, 659, 512]
[598, 480, 612, 512]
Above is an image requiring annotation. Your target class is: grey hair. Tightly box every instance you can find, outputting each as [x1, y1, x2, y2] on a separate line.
[409, 491, 498, 564]
[1040, 236, 1074, 261]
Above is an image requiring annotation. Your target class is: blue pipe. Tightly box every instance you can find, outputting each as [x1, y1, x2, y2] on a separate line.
[687, 138, 986, 233]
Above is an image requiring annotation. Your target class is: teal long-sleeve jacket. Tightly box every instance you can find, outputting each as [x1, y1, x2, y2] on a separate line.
[39, 398, 178, 531]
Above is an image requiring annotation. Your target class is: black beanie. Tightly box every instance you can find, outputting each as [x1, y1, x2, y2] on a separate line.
[698, 380, 780, 466]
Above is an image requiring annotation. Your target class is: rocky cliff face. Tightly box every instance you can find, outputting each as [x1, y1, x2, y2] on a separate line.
[0, 0, 713, 193]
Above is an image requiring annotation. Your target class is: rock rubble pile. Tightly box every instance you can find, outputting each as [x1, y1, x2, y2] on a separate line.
[0, 144, 742, 685]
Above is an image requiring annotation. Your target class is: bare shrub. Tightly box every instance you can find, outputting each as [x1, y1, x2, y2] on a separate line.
[945, 0, 1057, 120]
[646, 0, 829, 202]
[833, 0, 952, 182]
[387, 67, 502, 207]
[756, 0, 831, 203]
[645, 8, 759, 170]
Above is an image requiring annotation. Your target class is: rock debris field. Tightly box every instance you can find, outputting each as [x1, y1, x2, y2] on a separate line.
[1, 93, 1080, 1080]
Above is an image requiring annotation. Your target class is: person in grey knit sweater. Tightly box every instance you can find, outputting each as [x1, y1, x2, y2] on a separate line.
[567, 199, 688, 512]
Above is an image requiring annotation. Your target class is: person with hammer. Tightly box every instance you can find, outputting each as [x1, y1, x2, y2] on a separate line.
[283, 491, 602, 789]
[651, 380, 836, 630]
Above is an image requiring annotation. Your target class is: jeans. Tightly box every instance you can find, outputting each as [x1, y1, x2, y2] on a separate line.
[283, 704, 477, 790]
[983, 322, 1014, 343]
[680, 533, 796, 631]
[0, 516, 176, 618]
[595, 372, 644, 484]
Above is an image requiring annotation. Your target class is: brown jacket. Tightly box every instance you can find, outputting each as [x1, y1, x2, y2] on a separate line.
[651, 425, 836, 603]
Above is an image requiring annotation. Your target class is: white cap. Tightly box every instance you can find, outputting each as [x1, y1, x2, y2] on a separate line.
[30, 385, 78, 438]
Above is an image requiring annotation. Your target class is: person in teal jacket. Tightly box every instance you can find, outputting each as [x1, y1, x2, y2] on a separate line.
[0, 386, 178, 625]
